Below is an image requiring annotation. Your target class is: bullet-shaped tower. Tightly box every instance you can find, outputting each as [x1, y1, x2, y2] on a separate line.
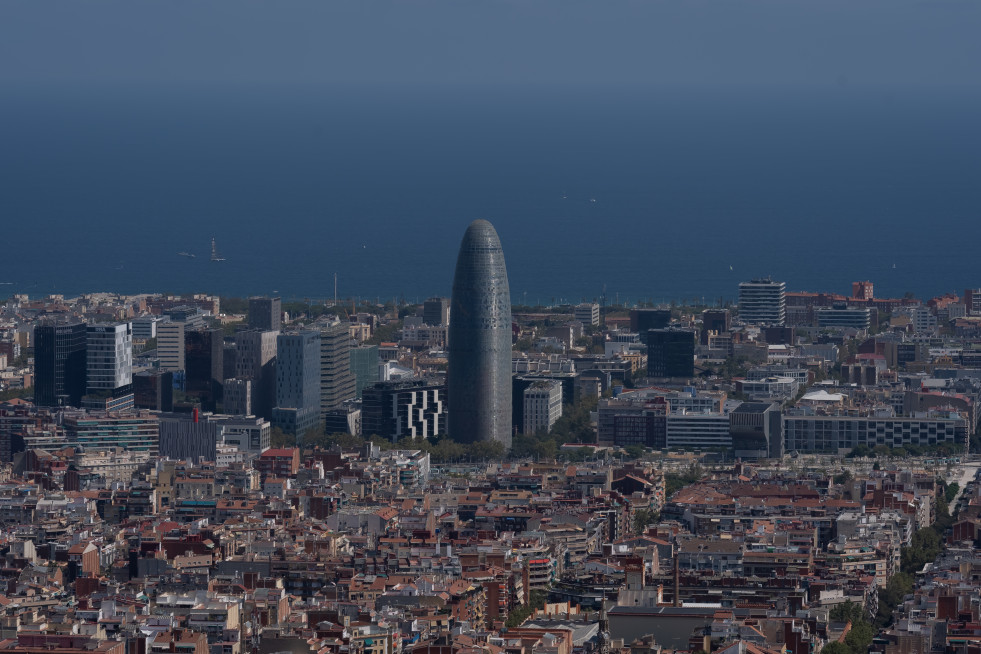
[448, 219, 512, 449]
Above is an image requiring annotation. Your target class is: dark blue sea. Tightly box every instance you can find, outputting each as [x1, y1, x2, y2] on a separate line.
[2, 83, 980, 306]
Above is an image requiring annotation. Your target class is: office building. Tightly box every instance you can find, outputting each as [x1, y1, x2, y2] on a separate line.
[324, 404, 361, 436]
[223, 378, 251, 416]
[361, 379, 446, 442]
[817, 306, 872, 330]
[235, 329, 278, 419]
[163, 306, 207, 330]
[34, 322, 87, 408]
[597, 397, 667, 449]
[350, 344, 379, 399]
[447, 219, 513, 449]
[131, 315, 164, 340]
[575, 303, 600, 327]
[63, 412, 159, 455]
[86, 323, 133, 394]
[157, 322, 185, 372]
[158, 413, 221, 463]
[522, 380, 563, 435]
[783, 411, 968, 453]
[248, 297, 282, 332]
[730, 402, 782, 459]
[423, 297, 450, 326]
[185, 328, 223, 412]
[666, 412, 732, 451]
[630, 309, 671, 343]
[700, 309, 731, 345]
[218, 416, 271, 455]
[647, 329, 695, 378]
[320, 322, 356, 415]
[738, 278, 786, 326]
[272, 331, 321, 437]
[134, 370, 174, 412]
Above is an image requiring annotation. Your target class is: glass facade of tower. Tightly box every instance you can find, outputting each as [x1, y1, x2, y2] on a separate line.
[34, 322, 88, 408]
[447, 219, 513, 449]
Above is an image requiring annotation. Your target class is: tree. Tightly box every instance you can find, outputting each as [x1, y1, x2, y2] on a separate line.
[270, 427, 295, 449]
[821, 644, 850, 654]
[505, 590, 548, 628]
[830, 601, 864, 624]
[624, 444, 646, 460]
[632, 508, 659, 534]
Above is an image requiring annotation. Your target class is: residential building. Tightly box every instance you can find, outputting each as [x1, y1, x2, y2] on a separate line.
[738, 278, 786, 326]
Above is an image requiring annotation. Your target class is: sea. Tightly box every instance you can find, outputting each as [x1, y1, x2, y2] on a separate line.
[2, 83, 980, 307]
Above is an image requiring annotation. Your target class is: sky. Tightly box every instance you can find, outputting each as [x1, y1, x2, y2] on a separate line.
[2, 0, 980, 91]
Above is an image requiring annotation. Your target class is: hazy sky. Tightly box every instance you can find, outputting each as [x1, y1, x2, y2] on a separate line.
[2, 0, 980, 90]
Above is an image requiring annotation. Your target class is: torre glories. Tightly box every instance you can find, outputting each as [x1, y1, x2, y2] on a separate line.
[447, 219, 513, 450]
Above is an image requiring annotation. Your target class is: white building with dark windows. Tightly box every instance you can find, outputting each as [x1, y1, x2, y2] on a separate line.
[523, 380, 563, 434]
[86, 323, 132, 394]
[157, 321, 185, 372]
[738, 278, 786, 326]
[575, 303, 601, 327]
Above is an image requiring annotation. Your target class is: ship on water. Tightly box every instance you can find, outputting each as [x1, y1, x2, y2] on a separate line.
[210, 237, 226, 262]
[177, 251, 196, 258]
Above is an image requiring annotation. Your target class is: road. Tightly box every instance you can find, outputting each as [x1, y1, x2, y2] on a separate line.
[947, 462, 980, 513]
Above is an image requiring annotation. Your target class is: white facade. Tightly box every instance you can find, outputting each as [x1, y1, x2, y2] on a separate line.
[575, 303, 600, 327]
[86, 323, 133, 393]
[523, 380, 563, 434]
[157, 321, 185, 372]
[738, 279, 786, 326]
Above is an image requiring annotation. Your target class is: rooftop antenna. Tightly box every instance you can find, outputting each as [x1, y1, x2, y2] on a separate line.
[334, 273, 338, 307]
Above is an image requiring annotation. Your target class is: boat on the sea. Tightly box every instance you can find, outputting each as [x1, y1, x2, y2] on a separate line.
[177, 251, 196, 258]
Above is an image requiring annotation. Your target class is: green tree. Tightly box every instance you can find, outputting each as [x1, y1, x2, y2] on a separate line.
[505, 590, 548, 628]
[821, 643, 850, 654]
[632, 508, 659, 534]
[270, 427, 295, 449]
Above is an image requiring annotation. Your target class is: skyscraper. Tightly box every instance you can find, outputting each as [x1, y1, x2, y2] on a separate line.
[235, 329, 278, 419]
[248, 297, 282, 332]
[447, 219, 512, 449]
[86, 323, 133, 394]
[320, 322, 356, 416]
[272, 331, 321, 437]
[34, 322, 87, 408]
[184, 328, 223, 412]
